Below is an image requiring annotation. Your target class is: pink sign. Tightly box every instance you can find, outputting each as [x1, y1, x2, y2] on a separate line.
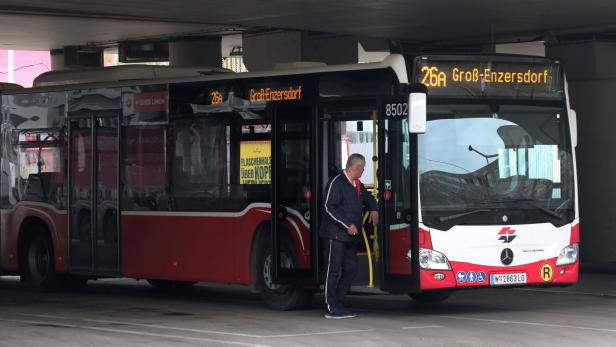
[0, 50, 51, 87]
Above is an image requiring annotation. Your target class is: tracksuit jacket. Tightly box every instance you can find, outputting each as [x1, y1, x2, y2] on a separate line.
[319, 171, 378, 242]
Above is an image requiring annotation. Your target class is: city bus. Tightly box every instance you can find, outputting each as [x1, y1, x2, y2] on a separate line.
[0, 54, 579, 309]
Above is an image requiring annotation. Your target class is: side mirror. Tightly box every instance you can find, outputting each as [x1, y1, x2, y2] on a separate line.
[568, 109, 578, 148]
[408, 83, 427, 134]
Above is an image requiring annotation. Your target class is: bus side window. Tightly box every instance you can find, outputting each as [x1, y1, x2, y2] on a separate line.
[122, 125, 169, 211]
[171, 118, 230, 212]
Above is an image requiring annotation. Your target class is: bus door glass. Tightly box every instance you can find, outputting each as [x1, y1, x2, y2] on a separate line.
[68, 89, 120, 275]
[380, 100, 417, 293]
[68, 113, 93, 272]
[94, 112, 119, 273]
[272, 104, 319, 284]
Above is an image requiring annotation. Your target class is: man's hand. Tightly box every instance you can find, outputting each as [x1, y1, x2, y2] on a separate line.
[368, 211, 379, 226]
[347, 224, 358, 236]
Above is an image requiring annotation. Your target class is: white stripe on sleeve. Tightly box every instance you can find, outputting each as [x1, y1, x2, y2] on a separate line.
[324, 174, 349, 229]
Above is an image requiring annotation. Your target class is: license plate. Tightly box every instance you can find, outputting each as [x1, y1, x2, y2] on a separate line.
[490, 272, 527, 286]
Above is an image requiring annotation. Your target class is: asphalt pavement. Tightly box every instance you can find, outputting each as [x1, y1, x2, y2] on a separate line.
[1, 272, 615, 346]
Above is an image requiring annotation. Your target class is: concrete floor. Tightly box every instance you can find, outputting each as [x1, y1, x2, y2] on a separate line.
[1, 273, 616, 347]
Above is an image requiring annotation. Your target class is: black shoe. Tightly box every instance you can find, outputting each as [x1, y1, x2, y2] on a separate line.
[340, 307, 357, 318]
[324, 307, 356, 319]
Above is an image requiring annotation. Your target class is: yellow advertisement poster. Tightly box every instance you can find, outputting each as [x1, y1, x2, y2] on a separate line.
[240, 141, 271, 184]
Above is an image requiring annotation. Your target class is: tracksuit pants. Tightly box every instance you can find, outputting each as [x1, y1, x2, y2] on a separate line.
[324, 239, 358, 311]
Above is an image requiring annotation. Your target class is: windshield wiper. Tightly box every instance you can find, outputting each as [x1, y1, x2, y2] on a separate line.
[439, 209, 491, 223]
[486, 198, 563, 220]
[536, 206, 562, 219]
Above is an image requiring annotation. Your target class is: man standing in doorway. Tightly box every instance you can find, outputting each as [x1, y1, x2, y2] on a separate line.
[320, 153, 378, 319]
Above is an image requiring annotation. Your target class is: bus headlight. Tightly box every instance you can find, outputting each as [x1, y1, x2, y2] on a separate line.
[418, 248, 451, 270]
[556, 243, 579, 266]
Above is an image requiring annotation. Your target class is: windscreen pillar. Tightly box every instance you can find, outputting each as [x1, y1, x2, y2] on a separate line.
[242, 31, 358, 71]
[168, 37, 222, 67]
[358, 38, 390, 63]
[546, 41, 616, 267]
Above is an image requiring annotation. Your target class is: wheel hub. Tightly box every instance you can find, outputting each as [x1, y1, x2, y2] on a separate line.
[263, 254, 280, 291]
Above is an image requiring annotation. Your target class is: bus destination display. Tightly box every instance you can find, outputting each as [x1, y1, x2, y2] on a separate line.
[414, 56, 564, 99]
[206, 85, 303, 105]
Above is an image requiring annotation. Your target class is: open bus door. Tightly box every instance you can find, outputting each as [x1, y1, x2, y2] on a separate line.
[319, 99, 419, 294]
[271, 104, 321, 285]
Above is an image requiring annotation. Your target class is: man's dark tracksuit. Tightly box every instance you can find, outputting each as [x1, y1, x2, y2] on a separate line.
[319, 172, 378, 312]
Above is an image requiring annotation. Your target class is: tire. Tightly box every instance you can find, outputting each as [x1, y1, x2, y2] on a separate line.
[147, 279, 197, 290]
[409, 291, 452, 304]
[21, 227, 59, 291]
[257, 240, 313, 310]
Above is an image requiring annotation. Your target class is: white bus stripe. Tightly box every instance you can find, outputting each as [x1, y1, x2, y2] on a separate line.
[121, 203, 271, 218]
[285, 216, 305, 251]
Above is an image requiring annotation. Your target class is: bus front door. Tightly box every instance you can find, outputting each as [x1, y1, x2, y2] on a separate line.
[319, 101, 418, 293]
[271, 104, 321, 285]
[319, 104, 381, 289]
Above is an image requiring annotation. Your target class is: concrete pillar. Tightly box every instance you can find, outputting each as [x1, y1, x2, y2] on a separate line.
[50, 49, 66, 70]
[50, 47, 103, 70]
[242, 31, 358, 71]
[546, 41, 616, 266]
[168, 37, 222, 67]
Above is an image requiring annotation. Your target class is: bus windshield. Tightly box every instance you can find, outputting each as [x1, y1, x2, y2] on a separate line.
[418, 103, 575, 229]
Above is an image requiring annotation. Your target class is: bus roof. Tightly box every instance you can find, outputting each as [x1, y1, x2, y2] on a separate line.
[0, 82, 23, 91]
[33, 64, 233, 87]
[7, 54, 408, 95]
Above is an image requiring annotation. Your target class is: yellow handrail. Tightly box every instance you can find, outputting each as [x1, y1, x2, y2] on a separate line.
[361, 212, 374, 288]
[359, 111, 380, 288]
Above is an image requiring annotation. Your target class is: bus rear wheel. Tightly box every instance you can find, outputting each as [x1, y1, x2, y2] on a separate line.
[257, 241, 313, 310]
[408, 291, 452, 304]
[21, 228, 59, 291]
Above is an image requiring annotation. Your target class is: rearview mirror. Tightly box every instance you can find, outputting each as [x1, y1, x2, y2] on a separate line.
[408, 83, 427, 134]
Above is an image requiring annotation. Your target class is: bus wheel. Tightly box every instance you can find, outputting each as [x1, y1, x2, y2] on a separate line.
[21, 228, 59, 291]
[408, 291, 452, 304]
[147, 279, 197, 290]
[257, 241, 313, 310]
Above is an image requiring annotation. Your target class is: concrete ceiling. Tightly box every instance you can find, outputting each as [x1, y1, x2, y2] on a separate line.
[1, 0, 616, 50]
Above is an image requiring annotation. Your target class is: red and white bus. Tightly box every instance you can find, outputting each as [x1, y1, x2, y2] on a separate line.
[0, 54, 578, 309]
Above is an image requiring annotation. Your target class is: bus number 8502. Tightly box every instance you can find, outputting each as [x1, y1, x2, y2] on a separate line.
[385, 102, 408, 117]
